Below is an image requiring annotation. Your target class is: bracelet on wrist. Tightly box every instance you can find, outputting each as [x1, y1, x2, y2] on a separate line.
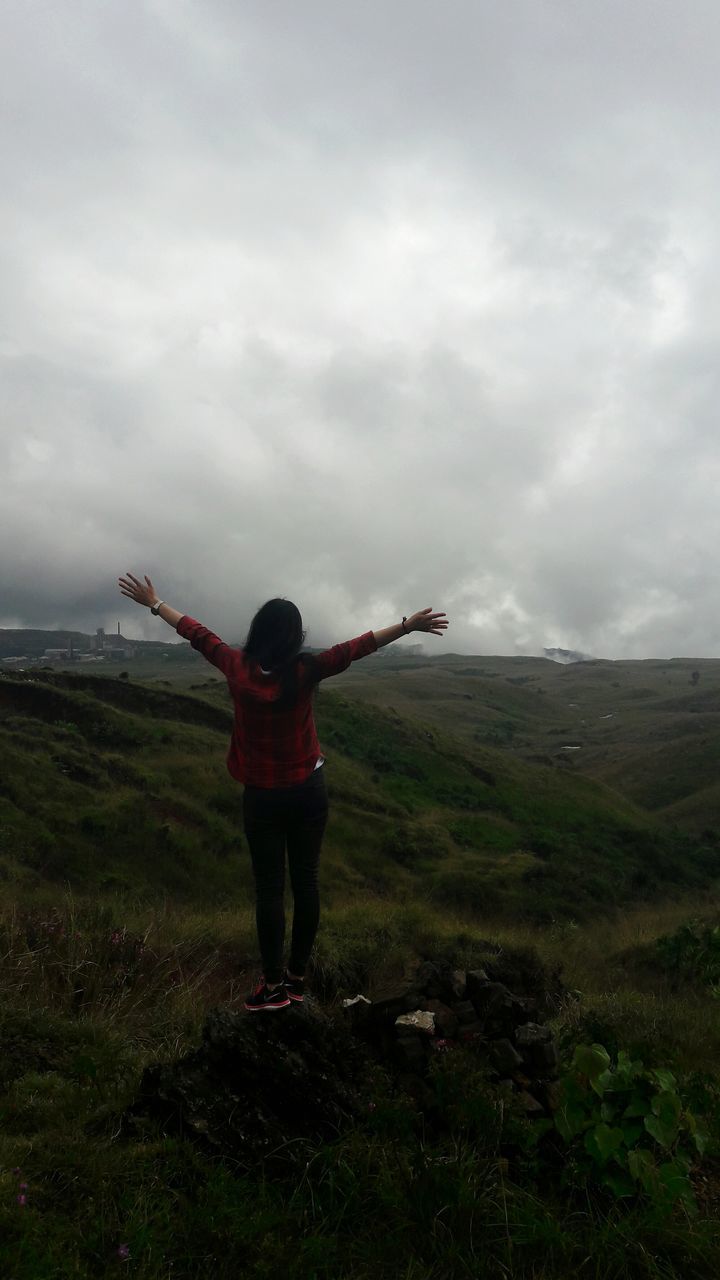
[401, 616, 408, 634]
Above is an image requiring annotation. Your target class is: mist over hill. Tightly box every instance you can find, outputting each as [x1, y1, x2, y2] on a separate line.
[543, 647, 594, 664]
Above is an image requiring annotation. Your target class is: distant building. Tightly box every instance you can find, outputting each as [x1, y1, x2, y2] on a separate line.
[43, 648, 71, 661]
[90, 624, 135, 660]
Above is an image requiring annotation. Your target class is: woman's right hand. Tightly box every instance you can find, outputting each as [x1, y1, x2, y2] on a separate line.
[119, 572, 160, 609]
[405, 608, 448, 635]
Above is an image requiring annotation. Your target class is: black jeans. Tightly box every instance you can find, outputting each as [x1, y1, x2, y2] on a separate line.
[242, 768, 329, 984]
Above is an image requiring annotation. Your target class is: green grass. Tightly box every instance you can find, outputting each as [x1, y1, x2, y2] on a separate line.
[337, 653, 720, 834]
[2, 665, 720, 1275]
[1, 894, 720, 1278]
[2, 671, 719, 921]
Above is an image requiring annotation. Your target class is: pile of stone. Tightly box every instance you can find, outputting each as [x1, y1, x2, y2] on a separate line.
[345, 959, 560, 1116]
[125, 955, 563, 1167]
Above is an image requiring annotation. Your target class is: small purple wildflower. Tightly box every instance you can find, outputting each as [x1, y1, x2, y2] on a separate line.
[11, 1167, 20, 1176]
[17, 1194, 27, 1206]
[117, 1243, 130, 1260]
[19, 1182, 28, 1191]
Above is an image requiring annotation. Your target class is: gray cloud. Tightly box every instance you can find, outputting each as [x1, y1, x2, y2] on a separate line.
[2, 1, 720, 657]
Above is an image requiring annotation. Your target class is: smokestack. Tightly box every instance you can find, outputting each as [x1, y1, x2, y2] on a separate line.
[117, 621, 120, 636]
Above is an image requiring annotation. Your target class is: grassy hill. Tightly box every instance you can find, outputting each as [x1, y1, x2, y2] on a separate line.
[1, 668, 717, 922]
[2, 664, 720, 1278]
[336, 652, 720, 832]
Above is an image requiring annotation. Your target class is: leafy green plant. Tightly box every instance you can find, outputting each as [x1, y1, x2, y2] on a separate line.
[554, 1043, 708, 1209]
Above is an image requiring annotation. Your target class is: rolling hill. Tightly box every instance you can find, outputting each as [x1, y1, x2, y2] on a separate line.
[337, 651, 720, 834]
[1, 667, 717, 921]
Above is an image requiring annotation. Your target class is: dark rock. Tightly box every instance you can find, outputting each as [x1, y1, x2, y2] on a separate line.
[424, 1000, 459, 1038]
[457, 1020, 486, 1039]
[514, 996, 540, 1020]
[414, 960, 467, 1004]
[528, 1041, 559, 1073]
[368, 994, 410, 1025]
[472, 983, 530, 1037]
[470, 981, 510, 1018]
[539, 1080, 563, 1112]
[415, 961, 445, 999]
[465, 969, 490, 1001]
[125, 954, 564, 1160]
[512, 1071, 532, 1088]
[450, 969, 467, 999]
[126, 1006, 371, 1170]
[513, 1021, 559, 1074]
[513, 1023, 552, 1049]
[516, 1089, 545, 1116]
[489, 1039, 524, 1074]
[495, 1002, 533, 1038]
[483, 945, 565, 1011]
[453, 1000, 478, 1026]
[402, 988, 424, 1010]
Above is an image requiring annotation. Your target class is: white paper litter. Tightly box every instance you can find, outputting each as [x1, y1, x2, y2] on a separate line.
[342, 994, 372, 1008]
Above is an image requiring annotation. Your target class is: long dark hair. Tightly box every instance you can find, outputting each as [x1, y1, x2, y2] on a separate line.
[244, 598, 316, 706]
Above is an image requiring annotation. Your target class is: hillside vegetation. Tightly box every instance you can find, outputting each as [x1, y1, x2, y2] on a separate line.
[2, 660, 720, 1279]
[0, 668, 717, 920]
[338, 651, 720, 833]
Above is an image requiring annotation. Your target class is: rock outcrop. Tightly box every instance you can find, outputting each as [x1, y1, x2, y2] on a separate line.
[126, 1004, 373, 1170]
[345, 958, 561, 1115]
[127, 955, 563, 1165]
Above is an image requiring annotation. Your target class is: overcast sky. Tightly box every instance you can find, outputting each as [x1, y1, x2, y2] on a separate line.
[2, 1, 720, 657]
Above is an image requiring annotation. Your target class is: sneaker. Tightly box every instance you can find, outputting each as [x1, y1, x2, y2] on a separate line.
[283, 970, 305, 1003]
[244, 977, 291, 1012]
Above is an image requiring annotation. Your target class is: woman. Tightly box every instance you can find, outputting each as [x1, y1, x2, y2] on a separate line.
[118, 572, 449, 1011]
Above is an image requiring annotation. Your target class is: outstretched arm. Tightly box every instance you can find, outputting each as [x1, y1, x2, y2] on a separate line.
[117, 572, 241, 677]
[373, 608, 448, 649]
[314, 608, 449, 681]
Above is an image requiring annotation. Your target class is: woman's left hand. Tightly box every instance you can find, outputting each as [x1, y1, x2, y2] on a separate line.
[405, 608, 449, 635]
[118, 572, 159, 609]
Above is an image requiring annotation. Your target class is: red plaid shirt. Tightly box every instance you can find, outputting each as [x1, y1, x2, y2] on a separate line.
[176, 616, 378, 788]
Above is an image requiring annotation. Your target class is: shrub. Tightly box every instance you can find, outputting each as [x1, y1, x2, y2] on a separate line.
[381, 822, 451, 866]
[428, 867, 505, 915]
[655, 921, 720, 988]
